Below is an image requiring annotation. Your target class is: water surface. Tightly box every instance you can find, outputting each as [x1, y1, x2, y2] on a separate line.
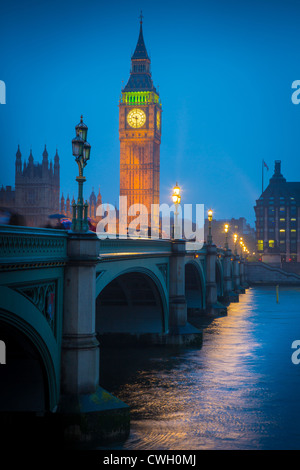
[100, 287, 300, 450]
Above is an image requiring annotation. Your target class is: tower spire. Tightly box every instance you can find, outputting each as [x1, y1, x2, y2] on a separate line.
[42, 144, 48, 162]
[15, 144, 22, 174]
[131, 12, 149, 61]
[16, 144, 21, 159]
[123, 14, 157, 93]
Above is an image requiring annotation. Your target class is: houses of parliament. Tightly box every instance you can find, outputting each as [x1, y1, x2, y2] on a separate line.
[0, 145, 102, 227]
[0, 17, 160, 228]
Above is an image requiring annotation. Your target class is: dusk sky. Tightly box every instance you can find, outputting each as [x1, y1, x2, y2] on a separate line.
[1, 0, 300, 225]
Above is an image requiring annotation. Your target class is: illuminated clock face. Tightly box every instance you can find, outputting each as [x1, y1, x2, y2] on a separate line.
[156, 111, 161, 130]
[127, 108, 146, 128]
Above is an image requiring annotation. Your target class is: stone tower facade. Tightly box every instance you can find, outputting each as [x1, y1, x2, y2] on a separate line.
[0, 145, 60, 227]
[119, 17, 162, 220]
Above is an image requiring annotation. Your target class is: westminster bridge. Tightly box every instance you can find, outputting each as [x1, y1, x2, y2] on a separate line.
[0, 225, 247, 445]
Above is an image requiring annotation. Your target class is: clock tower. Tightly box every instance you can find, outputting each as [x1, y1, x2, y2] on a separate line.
[119, 15, 162, 222]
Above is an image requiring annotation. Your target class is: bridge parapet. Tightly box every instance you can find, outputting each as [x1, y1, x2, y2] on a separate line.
[98, 237, 173, 259]
[0, 225, 68, 269]
[98, 237, 212, 257]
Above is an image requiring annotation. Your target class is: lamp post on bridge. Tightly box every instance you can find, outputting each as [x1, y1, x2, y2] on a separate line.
[224, 223, 229, 250]
[71, 115, 91, 232]
[233, 233, 238, 255]
[239, 238, 244, 258]
[172, 182, 181, 239]
[207, 209, 213, 245]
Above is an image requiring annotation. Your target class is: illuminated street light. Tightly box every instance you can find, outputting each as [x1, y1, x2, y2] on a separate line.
[239, 239, 244, 257]
[224, 223, 229, 250]
[241, 242, 247, 258]
[207, 209, 213, 245]
[172, 182, 181, 204]
[172, 182, 181, 239]
[233, 233, 238, 255]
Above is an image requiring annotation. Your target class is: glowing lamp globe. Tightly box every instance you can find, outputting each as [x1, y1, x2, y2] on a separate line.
[173, 183, 180, 196]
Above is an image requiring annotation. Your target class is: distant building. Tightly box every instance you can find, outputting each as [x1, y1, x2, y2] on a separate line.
[0, 145, 60, 227]
[88, 187, 102, 220]
[60, 193, 74, 219]
[254, 160, 300, 263]
[60, 187, 102, 225]
[204, 217, 256, 253]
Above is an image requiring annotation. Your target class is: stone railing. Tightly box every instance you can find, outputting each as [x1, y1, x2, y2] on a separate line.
[0, 225, 68, 269]
[98, 237, 173, 257]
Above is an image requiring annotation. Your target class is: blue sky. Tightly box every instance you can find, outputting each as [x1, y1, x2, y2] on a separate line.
[1, 0, 300, 225]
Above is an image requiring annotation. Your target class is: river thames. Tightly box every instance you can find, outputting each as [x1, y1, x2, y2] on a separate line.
[100, 286, 300, 450]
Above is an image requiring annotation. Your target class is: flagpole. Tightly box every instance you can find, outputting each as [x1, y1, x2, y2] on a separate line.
[262, 159, 264, 194]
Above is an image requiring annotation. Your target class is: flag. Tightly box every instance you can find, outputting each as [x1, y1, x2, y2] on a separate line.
[263, 160, 269, 171]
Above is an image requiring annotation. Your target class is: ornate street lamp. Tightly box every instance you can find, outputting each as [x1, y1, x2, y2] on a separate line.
[224, 223, 229, 250]
[207, 209, 213, 245]
[239, 238, 244, 257]
[71, 115, 92, 232]
[233, 233, 238, 255]
[172, 182, 181, 239]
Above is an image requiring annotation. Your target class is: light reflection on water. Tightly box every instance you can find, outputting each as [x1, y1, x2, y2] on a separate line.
[100, 287, 300, 450]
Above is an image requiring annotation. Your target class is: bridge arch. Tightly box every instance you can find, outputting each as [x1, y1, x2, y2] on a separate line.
[96, 267, 169, 337]
[185, 260, 206, 315]
[0, 286, 59, 412]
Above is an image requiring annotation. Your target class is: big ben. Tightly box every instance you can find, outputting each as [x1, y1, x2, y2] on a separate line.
[119, 15, 162, 220]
